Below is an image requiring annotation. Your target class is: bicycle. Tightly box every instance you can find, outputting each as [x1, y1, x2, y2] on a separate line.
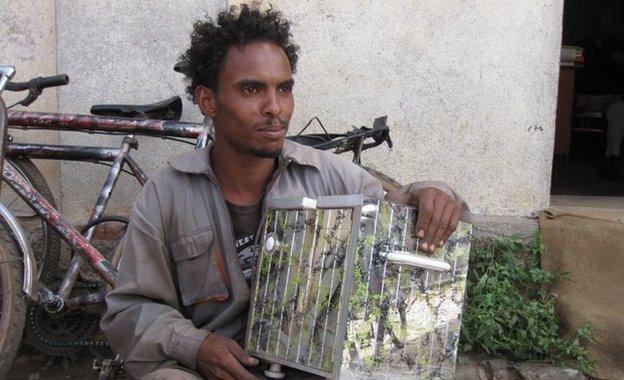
[0, 65, 396, 378]
[0, 66, 216, 377]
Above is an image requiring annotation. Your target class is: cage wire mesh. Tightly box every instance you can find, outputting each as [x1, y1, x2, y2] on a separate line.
[246, 195, 472, 379]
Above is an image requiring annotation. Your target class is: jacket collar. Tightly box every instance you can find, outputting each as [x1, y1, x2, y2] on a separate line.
[167, 139, 321, 174]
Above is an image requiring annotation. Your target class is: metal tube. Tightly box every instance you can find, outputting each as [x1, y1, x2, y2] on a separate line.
[5, 143, 120, 161]
[275, 210, 299, 355]
[382, 251, 451, 272]
[286, 210, 309, 357]
[307, 209, 332, 364]
[124, 155, 149, 186]
[265, 212, 286, 353]
[400, 209, 410, 360]
[363, 199, 381, 306]
[247, 219, 267, 352]
[318, 210, 344, 366]
[296, 211, 320, 362]
[194, 117, 213, 149]
[373, 207, 394, 359]
[8, 110, 204, 138]
[0, 66, 15, 93]
[394, 209, 410, 306]
[256, 211, 279, 352]
[66, 290, 105, 307]
[427, 271, 444, 369]
[57, 137, 133, 299]
[330, 205, 362, 377]
[0, 199, 37, 299]
[2, 162, 117, 286]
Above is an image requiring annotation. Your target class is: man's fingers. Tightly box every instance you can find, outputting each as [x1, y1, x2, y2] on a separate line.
[436, 203, 461, 246]
[226, 340, 259, 367]
[423, 196, 445, 251]
[415, 195, 434, 243]
[212, 367, 236, 380]
[221, 351, 257, 380]
[444, 206, 461, 241]
[431, 201, 455, 248]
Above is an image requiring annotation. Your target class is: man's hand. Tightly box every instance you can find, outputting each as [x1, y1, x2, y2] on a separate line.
[388, 187, 462, 253]
[196, 333, 259, 380]
[411, 187, 461, 252]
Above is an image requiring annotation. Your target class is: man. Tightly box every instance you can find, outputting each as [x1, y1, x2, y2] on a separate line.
[574, 5, 624, 182]
[101, 5, 470, 380]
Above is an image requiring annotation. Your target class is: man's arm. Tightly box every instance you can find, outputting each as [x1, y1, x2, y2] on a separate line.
[360, 171, 472, 253]
[100, 180, 209, 378]
[386, 181, 471, 252]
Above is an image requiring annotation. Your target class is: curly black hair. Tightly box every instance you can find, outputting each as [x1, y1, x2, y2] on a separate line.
[180, 4, 299, 102]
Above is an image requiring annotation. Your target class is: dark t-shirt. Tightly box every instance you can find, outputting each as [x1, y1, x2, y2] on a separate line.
[226, 200, 262, 285]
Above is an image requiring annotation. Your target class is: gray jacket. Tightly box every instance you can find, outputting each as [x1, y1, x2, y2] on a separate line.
[101, 140, 468, 378]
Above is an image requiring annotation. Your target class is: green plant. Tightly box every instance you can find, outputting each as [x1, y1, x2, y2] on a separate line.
[459, 231, 596, 374]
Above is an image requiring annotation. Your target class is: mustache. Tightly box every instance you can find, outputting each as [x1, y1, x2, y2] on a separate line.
[255, 118, 289, 129]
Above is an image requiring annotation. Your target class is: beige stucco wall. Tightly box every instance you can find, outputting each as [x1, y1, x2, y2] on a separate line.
[262, 0, 563, 216]
[0, 0, 60, 200]
[52, 0, 563, 222]
[56, 0, 224, 223]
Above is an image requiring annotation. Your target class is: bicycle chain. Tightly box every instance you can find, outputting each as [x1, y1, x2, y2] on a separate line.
[25, 228, 126, 356]
[25, 281, 107, 355]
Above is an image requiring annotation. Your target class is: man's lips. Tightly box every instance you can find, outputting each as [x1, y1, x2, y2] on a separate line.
[256, 122, 288, 139]
[257, 126, 287, 139]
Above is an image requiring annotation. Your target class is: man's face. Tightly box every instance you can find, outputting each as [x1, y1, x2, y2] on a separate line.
[203, 41, 294, 158]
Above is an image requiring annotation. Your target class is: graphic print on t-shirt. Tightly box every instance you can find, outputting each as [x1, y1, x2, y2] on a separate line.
[235, 234, 256, 283]
[226, 200, 262, 285]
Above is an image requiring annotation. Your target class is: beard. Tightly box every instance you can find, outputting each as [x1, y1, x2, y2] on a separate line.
[247, 117, 289, 158]
[214, 117, 289, 159]
[250, 147, 283, 158]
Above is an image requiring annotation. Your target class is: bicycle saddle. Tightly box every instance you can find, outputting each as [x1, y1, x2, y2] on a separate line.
[90, 95, 183, 121]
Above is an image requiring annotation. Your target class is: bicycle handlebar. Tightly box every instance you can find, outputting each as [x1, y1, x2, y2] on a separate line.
[6, 75, 69, 92]
[5, 74, 70, 107]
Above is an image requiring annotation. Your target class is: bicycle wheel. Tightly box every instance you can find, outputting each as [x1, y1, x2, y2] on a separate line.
[0, 158, 61, 282]
[0, 237, 26, 378]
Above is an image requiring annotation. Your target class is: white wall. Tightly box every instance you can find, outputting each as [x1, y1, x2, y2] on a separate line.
[52, 0, 563, 222]
[56, 0, 224, 222]
[266, 0, 563, 216]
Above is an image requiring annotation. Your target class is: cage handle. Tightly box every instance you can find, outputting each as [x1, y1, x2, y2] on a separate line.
[381, 250, 451, 272]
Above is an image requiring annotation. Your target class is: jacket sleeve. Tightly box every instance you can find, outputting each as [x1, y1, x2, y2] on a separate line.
[100, 179, 209, 378]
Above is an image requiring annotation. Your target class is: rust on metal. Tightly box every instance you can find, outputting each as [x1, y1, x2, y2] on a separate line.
[2, 162, 117, 286]
[8, 110, 203, 138]
[6, 143, 120, 161]
[57, 137, 132, 300]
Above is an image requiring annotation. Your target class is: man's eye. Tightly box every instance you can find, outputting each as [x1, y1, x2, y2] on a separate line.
[279, 84, 293, 93]
[242, 86, 258, 94]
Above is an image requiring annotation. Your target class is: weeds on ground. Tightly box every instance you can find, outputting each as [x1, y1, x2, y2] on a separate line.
[459, 231, 596, 374]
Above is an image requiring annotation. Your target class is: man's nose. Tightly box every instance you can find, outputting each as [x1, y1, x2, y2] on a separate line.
[262, 91, 282, 117]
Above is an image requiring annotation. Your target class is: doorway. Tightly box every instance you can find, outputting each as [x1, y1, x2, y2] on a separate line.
[551, 0, 624, 208]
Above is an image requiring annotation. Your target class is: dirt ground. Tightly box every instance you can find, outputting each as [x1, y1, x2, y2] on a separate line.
[7, 345, 118, 380]
[7, 348, 588, 380]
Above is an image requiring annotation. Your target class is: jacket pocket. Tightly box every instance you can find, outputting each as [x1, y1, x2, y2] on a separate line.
[170, 229, 230, 306]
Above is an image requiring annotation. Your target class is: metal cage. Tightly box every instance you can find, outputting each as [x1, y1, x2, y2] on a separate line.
[245, 195, 472, 379]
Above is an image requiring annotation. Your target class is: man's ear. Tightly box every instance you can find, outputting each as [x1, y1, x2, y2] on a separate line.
[195, 85, 218, 118]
